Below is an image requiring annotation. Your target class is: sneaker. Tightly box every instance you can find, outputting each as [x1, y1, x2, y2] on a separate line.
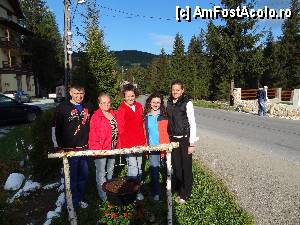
[175, 197, 186, 204]
[178, 198, 186, 204]
[136, 193, 144, 201]
[79, 201, 88, 209]
[153, 195, 159, 201]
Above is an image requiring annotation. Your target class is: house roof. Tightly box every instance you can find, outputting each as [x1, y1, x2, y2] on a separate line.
[0, 18, 32, 35]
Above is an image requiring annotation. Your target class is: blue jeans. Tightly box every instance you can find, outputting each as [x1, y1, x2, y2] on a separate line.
[149, 152, 160, 196]
[94, 156, 115, 201]
[126, 153, 143, 181]
[67, 157, 89, 208]
[258, 99, 266, 116]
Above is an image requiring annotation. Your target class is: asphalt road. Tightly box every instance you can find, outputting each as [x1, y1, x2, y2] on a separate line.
[195, 107, 300, 163]
[194, 107, 300, 225]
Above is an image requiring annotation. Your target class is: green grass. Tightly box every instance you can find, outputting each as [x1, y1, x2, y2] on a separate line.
[0, 124, 32, 162]
[51, 159, 254, 225]
[194, 100, 234, 111]
[173, 161, 253, 225]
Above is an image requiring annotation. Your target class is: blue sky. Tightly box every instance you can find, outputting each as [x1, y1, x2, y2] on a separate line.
[46, 0, 290, 54]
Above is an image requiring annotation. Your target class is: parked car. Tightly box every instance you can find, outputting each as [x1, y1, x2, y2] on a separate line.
[3, 90, 32, 103]
[0, 93, 42, 124]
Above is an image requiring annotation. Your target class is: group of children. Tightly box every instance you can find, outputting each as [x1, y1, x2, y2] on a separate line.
[53, 79, 198, 209]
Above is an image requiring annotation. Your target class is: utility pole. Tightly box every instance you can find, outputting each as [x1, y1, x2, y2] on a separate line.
[121, 65, 124, 85]
[64, 0, 72, 95]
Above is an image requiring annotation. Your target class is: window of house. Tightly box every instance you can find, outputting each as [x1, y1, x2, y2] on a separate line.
[6, 11, 12, 21]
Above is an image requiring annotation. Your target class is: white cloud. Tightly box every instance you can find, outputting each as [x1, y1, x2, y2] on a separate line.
[149, 33, 174, 52]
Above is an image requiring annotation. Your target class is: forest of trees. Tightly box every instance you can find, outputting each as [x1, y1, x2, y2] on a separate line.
[21, 0, 64, 96]
[21, 0, 300, 101]
[125, 0, 300, 100]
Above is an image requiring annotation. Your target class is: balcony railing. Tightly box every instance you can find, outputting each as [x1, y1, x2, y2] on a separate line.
[0, 60, 33, 75]
[0, 37, 21, 48]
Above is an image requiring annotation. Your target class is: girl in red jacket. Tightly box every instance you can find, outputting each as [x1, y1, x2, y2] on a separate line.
[116, 84, 146, 200]
[89, 93, 118, 201]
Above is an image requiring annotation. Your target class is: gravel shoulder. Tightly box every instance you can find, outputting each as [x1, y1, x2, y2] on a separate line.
[194, 129, 300, 225]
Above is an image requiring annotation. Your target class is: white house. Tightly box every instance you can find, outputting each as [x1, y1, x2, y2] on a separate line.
[0, 0, 35, 96]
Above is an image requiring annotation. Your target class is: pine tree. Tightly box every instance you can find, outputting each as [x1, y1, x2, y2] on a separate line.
[206, 1, 264, 99]
[155, 48, 171, 95]
[170, 33, 187, 83]
[126, 66, 147, 94]
[221, 0, 263, 88]
[261, 31, 281, 87]
[84, 0, 120, 108]
[187, 34, 210, 99]
[279, 0, 300, 88]
[21, 0, 64, 95]
[206, 21, 227, 99]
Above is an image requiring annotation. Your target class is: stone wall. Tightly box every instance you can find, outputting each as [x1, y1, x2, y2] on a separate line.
[233, 88, 300, 119]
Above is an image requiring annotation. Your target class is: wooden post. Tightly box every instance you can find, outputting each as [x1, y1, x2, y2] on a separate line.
[166, 146, 173, 225]
[63, 157, 77, 225]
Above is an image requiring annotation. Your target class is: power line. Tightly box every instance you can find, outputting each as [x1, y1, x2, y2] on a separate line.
[98, 4, 176, 21]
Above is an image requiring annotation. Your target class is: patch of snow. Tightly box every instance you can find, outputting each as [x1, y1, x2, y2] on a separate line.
[55, 192, 65, 208]
[47, 211, 60, 219]
[57, 183, 64, 192]
[55, 206, 62, 213]
[4, 173, 25, 191]
[19, 160, 25, 167]
[42, 189, 65, 225]
[22, 180, 41, 192]
[7, 180, 41, 203]
[0, 126, 13, 138]
[43, 219, 52, 225]
[42, 182, 60, 190]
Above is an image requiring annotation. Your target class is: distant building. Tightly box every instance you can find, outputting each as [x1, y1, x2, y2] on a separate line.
[0, 0, 35, 96]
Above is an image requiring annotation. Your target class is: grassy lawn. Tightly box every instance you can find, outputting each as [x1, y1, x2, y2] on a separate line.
[0, 119, 253, 225]
[51, 159, 253, 225]
[194, 100, 234, 111]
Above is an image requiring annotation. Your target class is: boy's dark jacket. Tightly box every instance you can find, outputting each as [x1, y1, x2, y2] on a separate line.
[54, 101, 93, 148]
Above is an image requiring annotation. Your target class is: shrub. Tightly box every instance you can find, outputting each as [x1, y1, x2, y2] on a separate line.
[29, 109, 61, 181]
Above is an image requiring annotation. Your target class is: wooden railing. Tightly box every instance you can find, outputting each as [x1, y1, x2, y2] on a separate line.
[241, 88, 292, 101]
[281, 90, 292, 101]
[0, 61, 33, 75]
[0, 37, 20, 48]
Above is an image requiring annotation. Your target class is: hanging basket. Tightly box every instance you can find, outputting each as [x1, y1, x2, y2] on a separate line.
[102, 177, 141, 206]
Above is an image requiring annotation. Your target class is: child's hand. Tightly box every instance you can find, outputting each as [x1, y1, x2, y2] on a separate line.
[188, 146, 195, 155]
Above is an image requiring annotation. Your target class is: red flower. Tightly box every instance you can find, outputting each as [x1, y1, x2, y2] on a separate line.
[103, 211, 109, 217]
[108, 203, 113, 209]
[123, 212, 129, 218]
[111, 212, 118, 219]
